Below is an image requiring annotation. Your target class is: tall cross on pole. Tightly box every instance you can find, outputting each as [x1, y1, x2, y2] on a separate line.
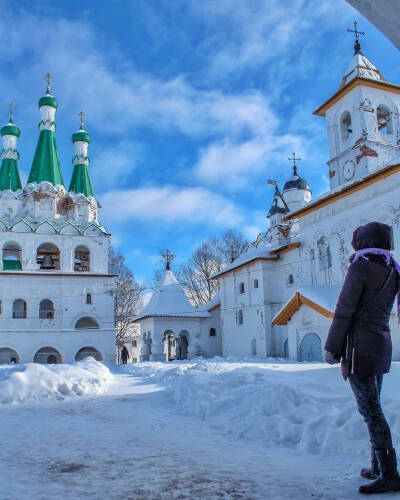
[79, 111, 85, 129]
[288, 152, 301, 175]
[44, 72, 53, 92]
[8, 102, 14, 123]
[347, 21, 365, 54]
[161, 249, 175, 271]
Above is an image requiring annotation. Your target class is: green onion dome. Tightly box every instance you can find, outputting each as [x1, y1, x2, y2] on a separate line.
[1, 122, 21, 137]
[39, 92, 58, 109]
[72, 129, 91, 144]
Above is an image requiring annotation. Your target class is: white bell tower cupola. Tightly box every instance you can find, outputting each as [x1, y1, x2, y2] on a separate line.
[314, 22, 400, 190]
[282, 153, 312, 212]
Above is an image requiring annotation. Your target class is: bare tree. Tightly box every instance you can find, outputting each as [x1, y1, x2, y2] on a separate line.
[109, 247, 145, 362]
[218, 229, 249, 263]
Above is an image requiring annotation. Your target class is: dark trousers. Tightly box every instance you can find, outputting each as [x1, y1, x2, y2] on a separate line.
[349, 374, 393, 455]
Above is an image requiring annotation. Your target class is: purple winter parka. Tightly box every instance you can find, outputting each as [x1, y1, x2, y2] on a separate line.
[325, 222, 399, 380]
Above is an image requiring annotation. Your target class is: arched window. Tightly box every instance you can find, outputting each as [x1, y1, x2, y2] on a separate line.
[209, 327, 216, 337]
[251, 338, 257, 356]
[36, 243, 60, 270]
[0, 347, 20, 364]
[2, 241, 22, 270]
[33, 347, 62, 364]
[317, 237, 332, 271]
[74, 245, 90, 272]
[239, 282, 245, 294]
[39, 299, 54, 319]
[75, 317, 100, 329]
[237, 309, 243, 325]
[340, 111, 352, 140]
[254, 279, 259, 289]
[75, 346, 102, 361]
[287, 274, 294, 285]
[13, 299, 27, 318]
[86, 293, 92, 305]
[377, 105, 393, 134]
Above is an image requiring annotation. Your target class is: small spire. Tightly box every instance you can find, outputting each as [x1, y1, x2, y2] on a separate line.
[161, 249, 175, 271]
[288, 152, 301, 175]
[8, 102, 14, 123]
[347, 21, 365, 55]
[44, 72, 53, 93]
[79, 110, 85, 130]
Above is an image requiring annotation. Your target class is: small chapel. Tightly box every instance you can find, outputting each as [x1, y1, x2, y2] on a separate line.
[135, 29, 400, 363]
[0, 76, 115, 364]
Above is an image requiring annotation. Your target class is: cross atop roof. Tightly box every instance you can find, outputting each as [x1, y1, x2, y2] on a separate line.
[79, 111, 85, 129]
[161, 249, 175, 271]
[347, 21, 365, 54]
[44, 72, 53, 92]
[8, 102, 14, 123]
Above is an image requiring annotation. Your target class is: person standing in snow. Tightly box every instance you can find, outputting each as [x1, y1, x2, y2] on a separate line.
[325, 222, 400, 495]
[121, 345, 129, 364]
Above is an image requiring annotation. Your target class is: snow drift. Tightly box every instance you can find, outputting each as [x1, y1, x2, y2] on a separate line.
[0, 357, 113, 404]
[127, 358, 400, 458]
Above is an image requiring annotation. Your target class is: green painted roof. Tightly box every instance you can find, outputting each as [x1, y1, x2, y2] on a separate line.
[1, 123, 21, 137]
[0, 158, 22, 191]
[72, 130, 91, 143]
[69, 163, 94, 197]
[28, 129, 64, 186]
[39, 93, 58, 109]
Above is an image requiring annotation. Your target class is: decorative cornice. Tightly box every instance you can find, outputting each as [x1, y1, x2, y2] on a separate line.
[39, 120, 56, 132]
[1, 149, 19, 160]
[72, 154, 90, 166]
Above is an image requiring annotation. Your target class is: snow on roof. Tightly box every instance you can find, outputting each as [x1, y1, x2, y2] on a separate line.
[340, 52, 385, 89]
[200, 290, 221, 311]
[272, 285, 341, 326]
[212, 246, 278, 279]
[134, 270, 210, 321]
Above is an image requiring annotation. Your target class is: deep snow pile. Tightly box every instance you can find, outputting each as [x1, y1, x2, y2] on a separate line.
[127, 358, 400, 458]
[0, 357, 113, 404]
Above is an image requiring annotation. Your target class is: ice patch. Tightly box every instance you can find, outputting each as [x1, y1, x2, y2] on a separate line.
[0, 357, 113, 404]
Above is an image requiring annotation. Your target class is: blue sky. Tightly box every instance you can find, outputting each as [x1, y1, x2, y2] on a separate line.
[1, 0, 399, 283]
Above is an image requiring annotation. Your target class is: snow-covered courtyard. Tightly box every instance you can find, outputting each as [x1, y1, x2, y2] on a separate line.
[2, 358, 400, 499]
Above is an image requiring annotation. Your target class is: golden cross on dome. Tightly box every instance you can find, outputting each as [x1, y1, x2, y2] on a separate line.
[79, 111, 85, 129]
[161, 249, 175, 271]
[8, 102, 14, 122]
[44, 72, 53, 92]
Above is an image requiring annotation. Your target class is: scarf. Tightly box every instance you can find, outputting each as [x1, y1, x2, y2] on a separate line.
[353, 247, 400, 322]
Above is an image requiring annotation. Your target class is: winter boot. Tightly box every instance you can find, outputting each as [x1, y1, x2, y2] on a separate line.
[361, 446, 379, 480]
[359, 448, 400, 494]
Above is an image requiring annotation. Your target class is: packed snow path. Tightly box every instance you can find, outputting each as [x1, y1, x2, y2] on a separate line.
[2, 363, 400, 499]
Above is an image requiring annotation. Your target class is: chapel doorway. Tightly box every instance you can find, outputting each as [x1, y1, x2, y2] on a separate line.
[177, 331, 189, 360]
[163, 331, 176, 361]
[299, 333, 322, 362]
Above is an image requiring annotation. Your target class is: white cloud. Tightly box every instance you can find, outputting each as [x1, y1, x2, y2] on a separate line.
[101, 186, 243, 226]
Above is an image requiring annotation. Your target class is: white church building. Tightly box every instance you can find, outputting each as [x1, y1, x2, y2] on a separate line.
[0, 78, 115, 364]
[136, 37, 400, 363]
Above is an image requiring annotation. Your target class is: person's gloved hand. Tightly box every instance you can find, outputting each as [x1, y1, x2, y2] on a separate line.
[325, 350, 341, 365]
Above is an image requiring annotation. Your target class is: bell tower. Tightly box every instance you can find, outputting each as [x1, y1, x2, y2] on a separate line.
[314, 23, 400, 190]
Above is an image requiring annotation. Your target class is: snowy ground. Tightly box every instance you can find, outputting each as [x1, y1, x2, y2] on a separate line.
[2, 358, 400, 499]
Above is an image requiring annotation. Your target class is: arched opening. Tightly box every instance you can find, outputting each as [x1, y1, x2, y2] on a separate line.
[39, 299, 54, 319]
[75, 317, 100, 329]
[284, 339, 289, 358]
[74, 245, 90, 272]
[75, 346, 102, 361]
[2, 241, 22, 270]
[299, 333, 322, 362]
[163, 330, 175, 361]
[34, 347, 62, 364]
[254, 279, 259, 289]
[239, 282, 245, 294]
[237, 308, 243, 325]
[340, 111, 352, 140]
[287, 274, 294, 285]
[377, 105, 393, 134]
[0, 347, 20, 364]
[86, 293, 92, 305]
[209, 327, 216, 337]
[177, 331, 189, 360]
[12, 299, 27, 318]
[251, 338, 257, 356]
[36, 243, 60, 270]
